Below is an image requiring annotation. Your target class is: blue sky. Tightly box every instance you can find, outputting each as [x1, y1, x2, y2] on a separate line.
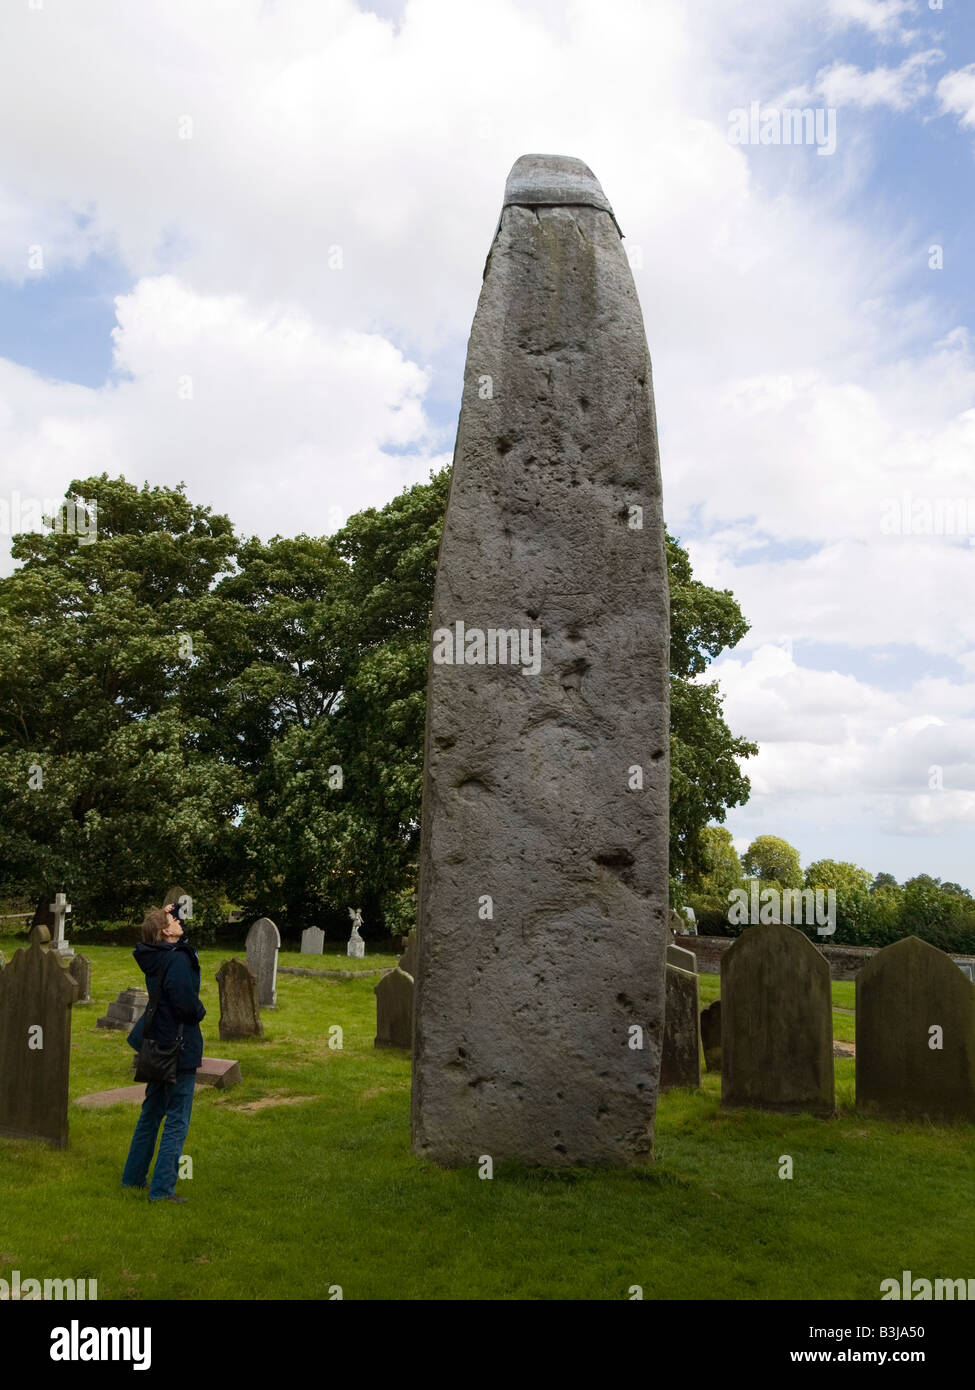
[0, 0, 972, 888]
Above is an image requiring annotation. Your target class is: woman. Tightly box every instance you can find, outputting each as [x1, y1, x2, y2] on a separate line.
[121, 903, 206, 1203]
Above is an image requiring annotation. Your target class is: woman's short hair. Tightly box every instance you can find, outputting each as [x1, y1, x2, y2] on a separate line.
[141, 908, 170, 945]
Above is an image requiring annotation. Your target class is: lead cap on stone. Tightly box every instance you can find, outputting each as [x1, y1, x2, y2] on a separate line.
[502, 153, 622, 236]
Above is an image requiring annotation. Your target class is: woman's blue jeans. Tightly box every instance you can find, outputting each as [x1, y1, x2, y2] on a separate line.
[122, 1071, 196, 1200]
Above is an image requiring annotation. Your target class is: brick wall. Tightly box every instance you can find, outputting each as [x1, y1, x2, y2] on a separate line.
[675, 934, 975, 983]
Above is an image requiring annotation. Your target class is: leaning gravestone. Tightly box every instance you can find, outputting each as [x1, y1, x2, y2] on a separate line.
[301, 926, 325, 955]
[375, 968, 414, 1051]
[216, 958, 263, 1041]
[245, 917, 280, 1009]
[721, 924, 834, 1115]
[857, 936, 975, 1122]
[700, 999, 722, 1073]
[97, 988, 148, 1030]
[411, 153, 670, 1167]
[67, 954, 92, 1004]
[660, 962, 702, 1091]
[0, 936, 78, 1147]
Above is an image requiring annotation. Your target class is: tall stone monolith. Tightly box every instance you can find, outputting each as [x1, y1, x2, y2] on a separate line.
[411, 154, 670, 1167]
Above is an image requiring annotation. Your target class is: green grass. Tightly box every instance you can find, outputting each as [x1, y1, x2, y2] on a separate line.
[0, 941, 967, 1300]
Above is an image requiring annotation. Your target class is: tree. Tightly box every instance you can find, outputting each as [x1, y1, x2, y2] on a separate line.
[870, 872, 898, 894]
[803, 859, 873, 943]
[741, 835, 802, 889]
[0, 475, 245, 922]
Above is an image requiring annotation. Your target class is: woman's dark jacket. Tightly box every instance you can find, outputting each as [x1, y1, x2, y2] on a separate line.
[127, 938, 206, 1072]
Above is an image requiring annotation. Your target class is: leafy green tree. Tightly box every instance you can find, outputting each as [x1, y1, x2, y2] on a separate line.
[870, 871, 898, 894]
[803, 859, 873, 943]
[741, 835, 803, 889]
[0, 475, 245, 923]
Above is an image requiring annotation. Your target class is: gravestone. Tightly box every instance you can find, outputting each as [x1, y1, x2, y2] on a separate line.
[412, 153, 670, 1167]
[667, 943, 697, 972]
[0, 937, 78, 1147]
[660, 963, 701, 1091]
[856, 936, 975, 1122]
[28, 923, 50, 950]
[245, 917, 280, 1009]
[399, 930, 417, 978]
[958, 962, 975, 984]
[721, 924, 834, 1115]
[301, 927, 325, 955]
[347, 907, 365, 959]
[97, 988, 148, 1030]
[216, 958, 263, 1041]
[375, 968, 415, 1050]
[67, 954, 92, 1004]
[0, 950, 5, 971]
[700, 999, 721, 1072]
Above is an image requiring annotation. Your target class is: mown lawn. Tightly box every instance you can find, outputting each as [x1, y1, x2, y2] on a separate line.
[0, 940, 970, 1300]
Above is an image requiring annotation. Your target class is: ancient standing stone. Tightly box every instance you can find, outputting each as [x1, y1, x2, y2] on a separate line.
[97, 987, 148, 1030]
[0, 937, 78, 1148]
[660, 964, 702, 1091]
[67, 954, 92, 1004]
[721, 924, 834, 1115]
[856, 936, 975, 1122]
[245, 917, 280, 1009]
[700, 999, 722, 1073]
[375, 968, 415, 1051]
[301, 927, 325, 955]
[216, 958, 263, 1041]
[411, 153, 670, 1167]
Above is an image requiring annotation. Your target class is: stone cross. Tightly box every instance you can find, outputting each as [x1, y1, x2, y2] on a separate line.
[49, 891, 73, 957]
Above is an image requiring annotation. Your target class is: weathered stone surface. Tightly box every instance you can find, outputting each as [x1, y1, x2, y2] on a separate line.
[721, 924, 834, 1115]
[131, 1055, 242, 1088]
[0, 938, 78, 1147]
[700, 999, 721, 1072]
[660, 964, 701, 1091]
[411, 154, 670, 1167]
[856, 936, 975, 1122]
[66, 954, 92, 1004]
[375, 967, 414, 1051]
[301, 927, 325, 955]
[28, 923, 50, 950]
[97, 987, 148, 1029]
[245, 917, 280, 1009]
[216, 958, 263, 1041]
[399, 930, 417, 978]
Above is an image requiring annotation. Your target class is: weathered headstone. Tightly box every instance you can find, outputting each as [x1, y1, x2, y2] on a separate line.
[216, 958, 263, 1041]
[399, 930, 417, 978]
[375, 968, 414, 1050]
[0, 937, 78, 1147]
[347, 907, 365, 959]
[721, 924, 834, 1115]
[660, 963, 701, 1091]
[667, 943, 697, 972]
[301, 927, 325, 955]
[700, 999, 721, 1073]
[411, 153, 670, 1167]
[856, 936, 975, 1122]
[67, 953, 92, 1004]
[245, 917, 280, 1009]
[97, 987, 148, 1030]
[28, 923, 51, 950]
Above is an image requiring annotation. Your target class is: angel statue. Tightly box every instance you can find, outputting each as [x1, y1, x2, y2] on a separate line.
[347, 906, 365, 958]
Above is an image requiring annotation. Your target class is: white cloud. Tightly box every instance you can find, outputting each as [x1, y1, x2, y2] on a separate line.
[937, 64, 975, 129]
[825, 0, 920, 42]
[814, 49, 943, 110]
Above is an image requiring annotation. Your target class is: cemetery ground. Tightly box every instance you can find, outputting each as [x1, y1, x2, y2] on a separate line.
[0, 940, 971, 1301]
